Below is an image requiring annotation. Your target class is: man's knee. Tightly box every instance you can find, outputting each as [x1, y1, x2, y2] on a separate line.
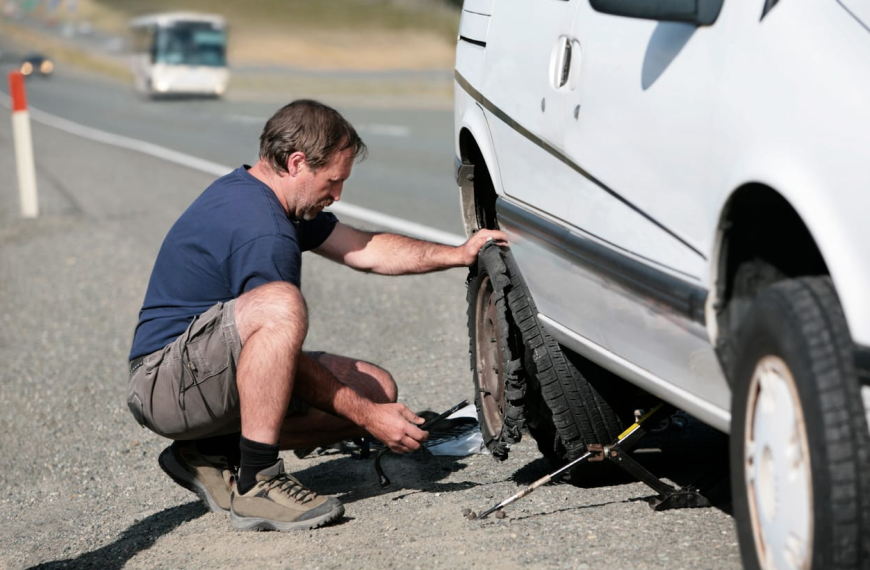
[235, 281, 308, 344]
[358, 362, 398, 404]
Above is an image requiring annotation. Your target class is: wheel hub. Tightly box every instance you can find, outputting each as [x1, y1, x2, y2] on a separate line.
[475, 275, 506, 436]
[744, 355, 812, 570]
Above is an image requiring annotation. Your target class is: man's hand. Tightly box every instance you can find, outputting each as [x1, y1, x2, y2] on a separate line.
[364, 403, 429, 453]
[458, 229, 508, 266]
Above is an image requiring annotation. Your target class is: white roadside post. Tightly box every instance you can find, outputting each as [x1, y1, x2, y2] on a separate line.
[8, 70, 38, 218]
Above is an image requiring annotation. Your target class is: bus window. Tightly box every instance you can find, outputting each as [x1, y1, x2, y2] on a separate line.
[155, 25, 226, 66]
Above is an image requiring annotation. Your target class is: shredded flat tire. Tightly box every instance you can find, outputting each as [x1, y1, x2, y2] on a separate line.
[467, 242, 625, 462]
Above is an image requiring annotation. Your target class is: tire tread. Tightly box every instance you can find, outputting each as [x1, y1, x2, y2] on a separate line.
[730, 276, 870, 570]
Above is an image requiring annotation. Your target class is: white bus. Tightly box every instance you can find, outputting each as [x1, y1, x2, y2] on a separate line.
[128, 12, 229, 98]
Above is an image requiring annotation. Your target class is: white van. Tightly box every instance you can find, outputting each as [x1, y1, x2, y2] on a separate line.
[454, 1, 870, 568]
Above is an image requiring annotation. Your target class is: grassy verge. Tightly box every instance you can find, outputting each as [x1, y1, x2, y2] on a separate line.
[93, 0, 461, 41]
[22, 0, 460, 43]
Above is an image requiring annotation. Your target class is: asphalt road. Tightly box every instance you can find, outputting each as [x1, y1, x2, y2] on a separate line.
[0, 61, 464, 239]
[0, 69, 741, 569]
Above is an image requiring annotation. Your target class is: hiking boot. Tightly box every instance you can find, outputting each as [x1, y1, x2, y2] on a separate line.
[158, 441, 234, 513]
[230, 459, 344, 531]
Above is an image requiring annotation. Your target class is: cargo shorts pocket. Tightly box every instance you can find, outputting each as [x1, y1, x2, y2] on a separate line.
[172, 303, 241, 438]
[181, 304, 231, 392]
[127, 347, 170, 432]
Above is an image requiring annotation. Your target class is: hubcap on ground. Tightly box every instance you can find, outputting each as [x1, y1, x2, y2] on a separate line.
[474, 275, 506, 436]
[744, 355, 812, 570]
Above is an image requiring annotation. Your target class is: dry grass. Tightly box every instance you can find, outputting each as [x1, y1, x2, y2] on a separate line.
[229, 28, 455, 70]
[92, 0, 460, 39]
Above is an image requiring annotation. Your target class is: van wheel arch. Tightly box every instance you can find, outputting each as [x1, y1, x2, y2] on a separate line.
[713, 185, 828, 382]
[458, 131, 499, 232]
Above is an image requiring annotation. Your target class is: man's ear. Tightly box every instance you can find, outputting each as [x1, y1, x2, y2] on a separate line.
[286, 151, 307, 176]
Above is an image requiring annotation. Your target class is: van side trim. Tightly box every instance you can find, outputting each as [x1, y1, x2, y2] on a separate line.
[498, 198, 708, 326]
[454, 69, 705, 260]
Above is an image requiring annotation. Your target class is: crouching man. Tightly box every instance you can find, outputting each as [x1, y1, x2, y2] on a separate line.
[127, 99, 505, 531]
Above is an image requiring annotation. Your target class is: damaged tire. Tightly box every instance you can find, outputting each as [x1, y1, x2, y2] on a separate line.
[468, 242, 625, 462]
[467, 242, 528, 459]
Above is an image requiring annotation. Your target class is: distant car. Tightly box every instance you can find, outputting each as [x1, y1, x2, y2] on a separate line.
[20, 54, 54, 77]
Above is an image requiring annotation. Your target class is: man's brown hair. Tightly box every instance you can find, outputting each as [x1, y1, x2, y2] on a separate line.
[259, 99, 367, 173]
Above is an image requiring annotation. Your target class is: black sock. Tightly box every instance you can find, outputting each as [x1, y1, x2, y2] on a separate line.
[237, 436, 279, 494]
[195, 432, 241, 467]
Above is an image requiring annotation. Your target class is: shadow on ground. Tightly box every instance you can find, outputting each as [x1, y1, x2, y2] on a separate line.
[27, 502, 206, 570]
[291, 446, 480, 506]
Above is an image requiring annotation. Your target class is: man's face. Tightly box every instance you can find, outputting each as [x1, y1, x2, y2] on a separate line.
[295, 148, 355, 221]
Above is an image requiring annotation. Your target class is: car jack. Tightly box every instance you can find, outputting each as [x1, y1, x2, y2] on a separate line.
[475, 403, 715, 519]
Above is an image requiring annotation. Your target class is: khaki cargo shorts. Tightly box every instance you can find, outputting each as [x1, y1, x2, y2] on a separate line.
[126, 300, 309, 440]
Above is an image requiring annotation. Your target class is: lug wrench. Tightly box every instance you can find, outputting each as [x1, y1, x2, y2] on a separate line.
[475, 403, 668, 519]
[375, 398, 469, 488]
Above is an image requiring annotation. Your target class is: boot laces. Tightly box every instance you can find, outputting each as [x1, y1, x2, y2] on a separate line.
[266, 473, 316, 503]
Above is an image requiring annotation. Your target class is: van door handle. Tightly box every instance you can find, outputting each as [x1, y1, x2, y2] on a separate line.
[552, 36, 573, 89]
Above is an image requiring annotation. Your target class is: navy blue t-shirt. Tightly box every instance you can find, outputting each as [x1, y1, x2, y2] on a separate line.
[129, 166, 338, 360]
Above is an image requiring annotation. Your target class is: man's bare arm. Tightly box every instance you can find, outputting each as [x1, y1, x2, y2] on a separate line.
[294, 353, 427, 453]
[313, 222, 507, 275]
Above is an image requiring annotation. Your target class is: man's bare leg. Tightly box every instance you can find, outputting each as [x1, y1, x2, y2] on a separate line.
[278, 353, 398, 450]
[234, 281, 308, 445]
[229, 282, 348, 528]
[235, 287, 425, 455]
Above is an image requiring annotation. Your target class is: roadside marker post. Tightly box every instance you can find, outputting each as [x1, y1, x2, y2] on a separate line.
[8, 71, 39, 218]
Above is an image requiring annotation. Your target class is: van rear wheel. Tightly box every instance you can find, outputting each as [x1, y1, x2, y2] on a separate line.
[729, 276, 870, 570]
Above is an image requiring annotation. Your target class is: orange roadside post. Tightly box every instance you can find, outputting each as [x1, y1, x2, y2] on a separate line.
[8, 70, 38, 218]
